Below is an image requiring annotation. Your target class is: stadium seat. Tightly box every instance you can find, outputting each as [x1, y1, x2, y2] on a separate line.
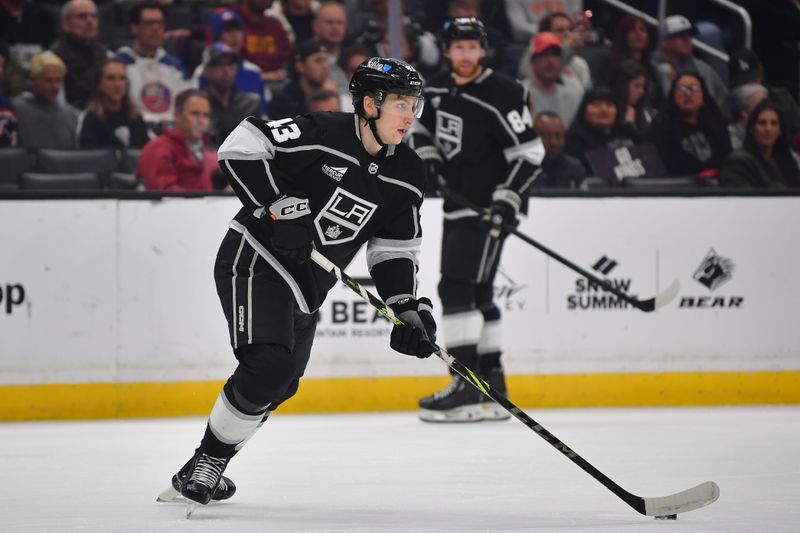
[36, 148, 119, 187]
[0, 147, 31, 189]
[109, 171, 138, 190]
[575, 45, 612, 87]
[21, 172, 102, 191]
[623, 177, 699, 189]
[121, 148, 142, 173]
[579, 177, 611, 190]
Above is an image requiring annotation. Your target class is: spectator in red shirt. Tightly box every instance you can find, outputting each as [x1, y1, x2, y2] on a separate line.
[229, 0, 293, 82]
[137, 89, 217, 191]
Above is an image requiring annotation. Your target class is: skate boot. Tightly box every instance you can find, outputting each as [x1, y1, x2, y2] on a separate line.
[480, 367, 511, 421]
[418, 374, 484, 422]
[180, 451, 232, 505]
[170, 453, 236, 502]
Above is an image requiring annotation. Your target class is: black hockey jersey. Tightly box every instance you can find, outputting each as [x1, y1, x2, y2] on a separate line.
[218, 112, 426, 313]
[408, 68, 544, 214]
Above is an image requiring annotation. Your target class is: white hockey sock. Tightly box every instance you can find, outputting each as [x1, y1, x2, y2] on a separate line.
[207, 390, 267, 449]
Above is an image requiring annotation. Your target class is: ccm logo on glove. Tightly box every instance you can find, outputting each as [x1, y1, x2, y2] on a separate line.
[270, 196, 309, 220]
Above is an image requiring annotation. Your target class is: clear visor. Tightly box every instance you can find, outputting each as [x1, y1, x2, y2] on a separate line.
[379, 95, 425, 119]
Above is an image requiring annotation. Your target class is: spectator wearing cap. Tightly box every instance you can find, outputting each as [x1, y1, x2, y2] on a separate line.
[651, 15, 728, 112]
[197, 10, 268, 115]
[532, 110, 586, 188]
[564, 87, 642, 178]
[137, 89, 217, 191]
[268, 40, 335, 119]
[522, 32, 583, 128]
[12, 51, 78, 149]
[646, 71, 731, 178]
[517, 12, 590, 90]
[50, 0, 111, 110]
[117, 2, 189, 130]
[203, 44, 261, 147]
[719, 100, 800, 188]
[727, 49, 800, 137]
[228, 0, 293, 82]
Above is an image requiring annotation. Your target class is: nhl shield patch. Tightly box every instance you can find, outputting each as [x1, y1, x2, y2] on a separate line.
[314, 187, 378, 245]
[435, 110, 463, 159]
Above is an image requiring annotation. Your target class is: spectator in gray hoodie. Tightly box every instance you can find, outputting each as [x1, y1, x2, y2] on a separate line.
[12, 51, 78, 149]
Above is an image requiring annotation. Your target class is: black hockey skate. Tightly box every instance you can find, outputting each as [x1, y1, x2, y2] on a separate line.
[156, 452, 235, 505]
[480, 367, 511, 421]
[418, 374, 484, 422]
[181, 451, 231, 505]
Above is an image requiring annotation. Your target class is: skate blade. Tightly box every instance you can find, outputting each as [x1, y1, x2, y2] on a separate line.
[156, 484, 185, 503]
[186, 501, 198, 519]
[419, 405, 484, 423]
[481, 402, 511, 421]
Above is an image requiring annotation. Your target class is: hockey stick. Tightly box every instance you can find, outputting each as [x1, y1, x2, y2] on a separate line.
[438, 186, 679, 312]
[311, 249, 719, 518]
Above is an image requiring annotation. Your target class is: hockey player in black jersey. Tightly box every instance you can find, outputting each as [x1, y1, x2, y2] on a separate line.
[408, 18, 544, 422]
[162, 57, 438, 509]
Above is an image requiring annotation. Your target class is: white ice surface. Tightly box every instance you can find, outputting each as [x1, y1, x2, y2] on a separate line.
[1, 406, 798, 532]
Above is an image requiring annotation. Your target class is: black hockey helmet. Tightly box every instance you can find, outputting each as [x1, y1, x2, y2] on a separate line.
[441, 17, 488, 49]
[349, 57, 424, 120]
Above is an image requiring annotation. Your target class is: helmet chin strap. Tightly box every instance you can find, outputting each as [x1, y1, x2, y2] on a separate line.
[366, 109, 387, 147]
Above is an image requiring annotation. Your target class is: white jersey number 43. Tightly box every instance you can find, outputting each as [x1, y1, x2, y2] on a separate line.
[267, 118, 301, 143]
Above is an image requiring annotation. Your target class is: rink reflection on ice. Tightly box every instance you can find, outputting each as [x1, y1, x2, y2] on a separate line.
[1, 406, 798, 532]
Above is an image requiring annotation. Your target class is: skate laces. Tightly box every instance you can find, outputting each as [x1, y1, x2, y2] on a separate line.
[431, 377, 464, 400]
[190, 454, 227, 489]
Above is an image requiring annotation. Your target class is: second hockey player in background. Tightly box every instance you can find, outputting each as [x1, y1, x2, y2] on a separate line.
[408, 17, 544, 422]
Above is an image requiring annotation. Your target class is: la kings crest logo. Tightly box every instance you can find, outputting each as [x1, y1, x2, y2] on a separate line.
[435, 110, 463, 159]
[315, 187, 377, 245]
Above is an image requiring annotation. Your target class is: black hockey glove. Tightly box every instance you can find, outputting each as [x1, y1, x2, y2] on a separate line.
[268, 194, 314, 263]
[485, 188, 522, 237]
[389, 297, 437, 359]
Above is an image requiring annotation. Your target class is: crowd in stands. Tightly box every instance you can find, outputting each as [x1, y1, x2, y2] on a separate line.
[1, 0, 799, 192]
